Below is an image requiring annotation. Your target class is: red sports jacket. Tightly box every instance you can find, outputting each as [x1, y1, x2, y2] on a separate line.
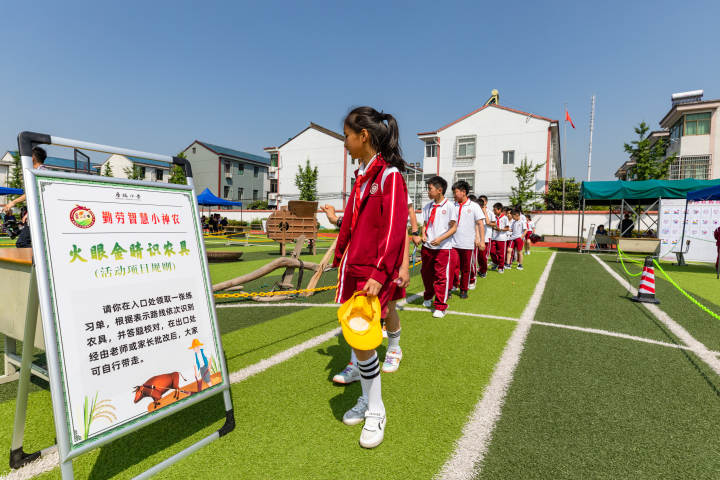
[333, 155, 409, 285]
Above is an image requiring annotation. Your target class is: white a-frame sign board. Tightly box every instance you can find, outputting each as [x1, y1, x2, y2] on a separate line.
[14, 132, 234, 479]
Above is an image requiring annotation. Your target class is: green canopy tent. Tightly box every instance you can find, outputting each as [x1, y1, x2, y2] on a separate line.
[578, 179, 720, 252]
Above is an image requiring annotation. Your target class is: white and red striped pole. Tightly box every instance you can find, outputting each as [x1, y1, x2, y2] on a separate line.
[631, 256, 660, 304]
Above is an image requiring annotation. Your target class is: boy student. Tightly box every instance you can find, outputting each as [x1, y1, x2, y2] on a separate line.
[467, 195, 480, 288]
[421, 176, 457, 318]
[450, 181, 484, 298]
[478, 195, 495, 278]
[332, 106, 409, 448]
[506, 209, 527, 270]
[489, 202, 510, 273]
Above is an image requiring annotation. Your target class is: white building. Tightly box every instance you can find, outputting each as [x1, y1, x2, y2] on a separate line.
[660, 90, 719, 179]
[417, 99, 561, 203]
[264, 122, 352, 210]
[101, 154, 171, 182]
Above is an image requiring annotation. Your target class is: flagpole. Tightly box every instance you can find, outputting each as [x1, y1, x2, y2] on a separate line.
[587, 94, 595, 181]
[562, 102, 567, 236]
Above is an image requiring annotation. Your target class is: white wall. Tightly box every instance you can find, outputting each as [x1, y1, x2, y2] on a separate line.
[278, 128, 351, 210]
[531, 211, 659, 239]
[423, 106, 556, 204]
[103, 154, 134, 179]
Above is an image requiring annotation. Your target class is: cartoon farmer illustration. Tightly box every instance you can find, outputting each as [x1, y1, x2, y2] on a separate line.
[189, 339, 211, 392]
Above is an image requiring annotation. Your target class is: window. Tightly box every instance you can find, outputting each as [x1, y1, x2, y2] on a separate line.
[669, 155, 710, 180]
[456, 136, 476, 158]
[224, 162, 231, 173]
[670, 119, 683, 144]
[223, 186, 230, 198]
[156, 168, 163, 181]
[270, 179, 278, 193]
[684, 112, 711, 136]
[139, 166, 146, 179]
[238, 163, 244, 175]
[237, 188, 243, 201]
[253, 189, 259, 201]
[254, 166, 259, 177]
[192, 147, 196, 154]
[454, 171, 475, 194]
[270, 153, 278, 167]
[425, 140, 438, 157]
[503, 151, 515, 165]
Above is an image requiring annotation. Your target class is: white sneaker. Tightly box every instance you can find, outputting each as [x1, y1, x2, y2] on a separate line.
[498, 268, 504, 274]
[333, 363, 360, 384]
[382, 325, 388, 338]
[382, 348, 403, 373]
[359, 411, 386, 448]
[451, 287, 459, 293]
[517, 264, 524, 271]
[468, 282, 477, 290]
[422, 299, 432, 308]
[343, 395, 368, 426]
[432, 309, 446, 318]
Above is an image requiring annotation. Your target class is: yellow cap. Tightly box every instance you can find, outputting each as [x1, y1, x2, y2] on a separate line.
[337, 292, 382, 351]
[188, 339, 204, 349]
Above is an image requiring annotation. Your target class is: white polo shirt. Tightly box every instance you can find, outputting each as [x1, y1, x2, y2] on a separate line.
[482, 208, 496, 243]
[492, 214, 510, 241]
[509, 218, 525, 240]
[452, 199, 483, 249]
[423, 199, 456, 250]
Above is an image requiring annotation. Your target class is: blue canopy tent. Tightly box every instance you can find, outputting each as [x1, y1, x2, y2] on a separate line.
[685, 185, 720, 277]
[0, 187, 24, 195]
[196, 188, 243, 226]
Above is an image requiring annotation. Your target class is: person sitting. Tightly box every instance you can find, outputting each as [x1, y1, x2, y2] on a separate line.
[595, 224, 609, 249]
[620, 214, 634, 238]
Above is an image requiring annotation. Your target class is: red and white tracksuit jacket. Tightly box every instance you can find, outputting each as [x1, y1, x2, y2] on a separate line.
[333, 154, 409, 310]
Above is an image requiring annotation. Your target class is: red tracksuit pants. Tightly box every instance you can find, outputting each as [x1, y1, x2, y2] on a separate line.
[479, 242, 490, 275]
[490, 240, 507, 270]
[421, 247, 452, 311]
[453, 248, 474, 292]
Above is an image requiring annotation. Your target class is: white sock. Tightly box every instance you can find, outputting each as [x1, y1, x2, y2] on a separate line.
[387, 328, 401, 351]
[357, 353, 384, 414]
[350, 350, 358, 365]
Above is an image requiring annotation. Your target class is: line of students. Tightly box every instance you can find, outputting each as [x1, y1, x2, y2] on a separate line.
[421, 176, 535, 318]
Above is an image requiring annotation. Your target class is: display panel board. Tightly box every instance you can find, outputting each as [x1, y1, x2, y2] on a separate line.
[34, 174, 225, 451]
[659, 198, 720, 263]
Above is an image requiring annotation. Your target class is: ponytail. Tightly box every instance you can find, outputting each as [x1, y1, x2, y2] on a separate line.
[344, 106, 405, 172]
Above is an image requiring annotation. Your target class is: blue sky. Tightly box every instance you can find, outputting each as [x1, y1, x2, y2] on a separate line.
[2, 0, 718, 181]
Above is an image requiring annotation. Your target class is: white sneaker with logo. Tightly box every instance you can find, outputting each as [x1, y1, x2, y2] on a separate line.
[359, 411, 386, 448]
[382, 348, 403, 373]
[332, 363, 360, 384]
[432, 309, 446, 318]
[422, 299, 432, 308]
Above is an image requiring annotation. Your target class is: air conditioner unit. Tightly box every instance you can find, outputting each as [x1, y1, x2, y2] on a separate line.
[225, 172, 232, 179]
[268, 193, 279, 201]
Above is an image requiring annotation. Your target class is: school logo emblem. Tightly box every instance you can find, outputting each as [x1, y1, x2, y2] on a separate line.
[442, 210, 447, 214]
[69, 205, 95, 229]
[370, 183, 379, 194]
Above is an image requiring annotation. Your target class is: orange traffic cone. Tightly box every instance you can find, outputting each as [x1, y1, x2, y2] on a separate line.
[631, 256, 660, 304]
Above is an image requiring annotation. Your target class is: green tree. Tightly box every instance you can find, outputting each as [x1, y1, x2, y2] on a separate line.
[7, 152, 25, 206]
[102, 162, 113, 177]
[542, 177, 581, 210]
[249, 200, 268, 210]
[168, 152, 188, 185]
[509, 157, 544, 210]
[123, 164, 144, 180]
[623, 121, 676, 180]
[295, 158, 318, 201]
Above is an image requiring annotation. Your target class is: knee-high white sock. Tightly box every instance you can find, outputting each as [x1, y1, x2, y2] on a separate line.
[387, 328, 401, 350]
[357, 353, 384, 414]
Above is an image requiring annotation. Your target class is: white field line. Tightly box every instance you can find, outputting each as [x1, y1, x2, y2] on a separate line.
[591, 254, 720, 377]
[1, 327, 341, 480]
[436, 252, 557, 480]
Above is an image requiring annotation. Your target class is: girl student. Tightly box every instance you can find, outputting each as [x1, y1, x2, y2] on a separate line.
[332, 106, 409, 448]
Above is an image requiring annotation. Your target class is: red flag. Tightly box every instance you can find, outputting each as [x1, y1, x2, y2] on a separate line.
[565, 110, 575, 129]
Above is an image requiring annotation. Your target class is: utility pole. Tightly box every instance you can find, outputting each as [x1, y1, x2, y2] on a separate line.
[587, 94, 595, 181]
[561, 102, 567, 236]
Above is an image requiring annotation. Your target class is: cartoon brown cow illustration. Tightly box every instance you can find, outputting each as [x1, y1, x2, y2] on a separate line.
[133, 372, 191, 408]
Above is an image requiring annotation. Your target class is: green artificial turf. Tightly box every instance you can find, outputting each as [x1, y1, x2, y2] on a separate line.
[477, 324, 720, 480]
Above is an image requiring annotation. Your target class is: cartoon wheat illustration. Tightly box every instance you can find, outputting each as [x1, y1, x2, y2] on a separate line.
[83, 393, 118, 440]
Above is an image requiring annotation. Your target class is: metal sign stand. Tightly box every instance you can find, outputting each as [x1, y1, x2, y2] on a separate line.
[11, 132, 235, 479]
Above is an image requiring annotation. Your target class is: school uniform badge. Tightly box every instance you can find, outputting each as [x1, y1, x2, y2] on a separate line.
[370, 183, 379, 194]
